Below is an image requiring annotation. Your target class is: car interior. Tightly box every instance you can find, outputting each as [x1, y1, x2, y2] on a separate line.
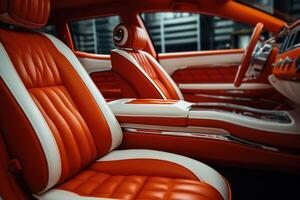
[0, 0, 299, 200]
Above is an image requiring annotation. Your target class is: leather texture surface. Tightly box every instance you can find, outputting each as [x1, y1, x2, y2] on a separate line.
[0, 29, 113, 192]
[0, 27, 229, 199]
[112, 50, 181, 100]
[111, 24, 182, 100]
[0, 0, 50, 29]
[56, 159, 223, 200]
[172, 66, 238, 84]
[90, 71, 123, 99]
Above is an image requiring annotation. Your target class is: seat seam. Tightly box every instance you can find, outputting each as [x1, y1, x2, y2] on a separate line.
[85, 173, 112, 196]
[163, 180, 175, 200]
[132, 176, 149, 200]
[107, 176, 126, 198]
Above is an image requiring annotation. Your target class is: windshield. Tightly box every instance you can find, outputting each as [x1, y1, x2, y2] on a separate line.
[237, 0, 299, 23]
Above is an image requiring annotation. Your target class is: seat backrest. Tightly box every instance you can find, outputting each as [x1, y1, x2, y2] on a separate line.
[0, 0, 122, 194]
[111, 24, 183, 100]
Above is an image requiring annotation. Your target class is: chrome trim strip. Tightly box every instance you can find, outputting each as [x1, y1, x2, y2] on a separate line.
[124, 127, 231, 141]
[122, 126, 280, 152]
[121, 123, 229, 135]
[178, 83, 272, 90]
[194, 93, 253, 101]
[192, 102, 290, 116]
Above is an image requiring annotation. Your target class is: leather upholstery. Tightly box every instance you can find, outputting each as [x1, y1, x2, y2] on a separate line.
[111, 24, 183, 100]
[112, 50, 183, 100]
[39, 149, 229, 200]
[0, 13, 230, 200]
[90, 71, 123, 99]
[113, 24, 147, 50]
[57, 168, 222, 200]
[0, 29, 115, 192]
[0, 0, 50, 29]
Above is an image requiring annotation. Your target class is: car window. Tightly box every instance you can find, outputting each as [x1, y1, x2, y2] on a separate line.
[70, 16, 121, 54]
[37, 25, 57, 36]
[141, 12, 253, 53]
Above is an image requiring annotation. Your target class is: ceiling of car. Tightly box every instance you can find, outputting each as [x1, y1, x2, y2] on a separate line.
[52, 0, 111, 9]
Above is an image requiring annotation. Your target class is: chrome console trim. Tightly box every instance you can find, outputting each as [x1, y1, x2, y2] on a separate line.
[191, 102, 292, 124]
[121, 123, 229, 135]
[122, 124, 280, 153]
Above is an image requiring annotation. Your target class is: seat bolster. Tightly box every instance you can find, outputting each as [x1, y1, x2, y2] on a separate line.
[97, 149, 230, 200]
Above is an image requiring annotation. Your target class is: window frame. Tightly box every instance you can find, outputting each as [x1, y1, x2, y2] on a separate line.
[140, 11, 254, 55]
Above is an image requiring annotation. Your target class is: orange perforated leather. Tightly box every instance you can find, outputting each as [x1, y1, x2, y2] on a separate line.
[0, 0, 50, 29]
[57, 159, 223, 200]
[0, 29, 113, 192]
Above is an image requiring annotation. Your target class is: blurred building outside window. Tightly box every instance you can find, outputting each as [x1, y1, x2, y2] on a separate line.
[61, 0, 299, 55]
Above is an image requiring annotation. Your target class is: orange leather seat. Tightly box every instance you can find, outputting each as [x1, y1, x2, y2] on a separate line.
[111, 24, 184, 100]
[0, 1, 230, 200]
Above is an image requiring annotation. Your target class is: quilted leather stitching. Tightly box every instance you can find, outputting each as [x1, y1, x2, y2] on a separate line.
[57, 169, 223, 200]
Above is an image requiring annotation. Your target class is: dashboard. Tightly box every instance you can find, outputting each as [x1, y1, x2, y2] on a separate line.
[272, 20, 300, 80]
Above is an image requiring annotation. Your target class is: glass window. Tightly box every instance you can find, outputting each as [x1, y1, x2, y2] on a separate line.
[37, 25, 57, 36]
[236, 0, 300, 23]
[141, 12, 253, 53]
[70, 16, 121, 54]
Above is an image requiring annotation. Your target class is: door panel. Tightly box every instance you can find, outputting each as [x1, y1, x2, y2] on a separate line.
[90, 72, 123, 99]
[159, 49, 244, 75]
[158, 49, 284, 108]
[172, 65, 238, 84]
[76, 53, 123, 99]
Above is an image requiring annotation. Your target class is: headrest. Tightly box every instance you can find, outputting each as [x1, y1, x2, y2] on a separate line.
[0, 0, 50, 29]
[113, 23, 147, 50]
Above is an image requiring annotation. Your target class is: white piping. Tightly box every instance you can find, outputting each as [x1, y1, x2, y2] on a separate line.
[0, 43, 61, 192]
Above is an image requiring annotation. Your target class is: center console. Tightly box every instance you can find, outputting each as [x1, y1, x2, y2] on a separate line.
[109, 98, 300, 150]
[108, 98, 300, 172]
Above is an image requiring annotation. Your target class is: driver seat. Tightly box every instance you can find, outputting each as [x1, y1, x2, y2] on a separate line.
[111, 24, 184, 100]
[0, 0, 230, 200]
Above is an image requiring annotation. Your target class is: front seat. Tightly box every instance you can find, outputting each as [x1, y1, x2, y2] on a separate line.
[0, 0, 230, 200]
[111, 24, 184, 100]
[111, 24, 185, 100]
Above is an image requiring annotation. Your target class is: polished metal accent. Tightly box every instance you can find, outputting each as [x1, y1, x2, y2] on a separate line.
[191, 102, 292, 124]
[122, 126, 280, 152]
[121, 123, 229, 135]
[194, 93, 252, 101]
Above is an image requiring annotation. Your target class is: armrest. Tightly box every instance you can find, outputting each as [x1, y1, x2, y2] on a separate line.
[108, 98, 193, 126]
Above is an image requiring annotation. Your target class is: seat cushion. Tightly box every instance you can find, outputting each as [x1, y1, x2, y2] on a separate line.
[38, 150, 230, 200]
